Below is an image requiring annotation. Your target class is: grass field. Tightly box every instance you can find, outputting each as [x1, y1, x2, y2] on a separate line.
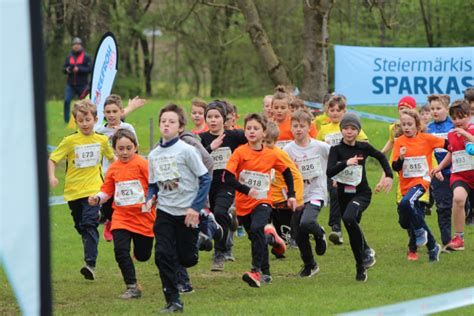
[2, 98, 474, 315]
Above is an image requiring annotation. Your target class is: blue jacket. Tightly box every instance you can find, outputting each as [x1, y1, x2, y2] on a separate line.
[427, 118, 454, 175]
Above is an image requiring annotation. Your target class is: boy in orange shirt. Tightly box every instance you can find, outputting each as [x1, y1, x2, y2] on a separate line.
[392, 110, 447, 262]
[264, 121, 305, 254]
[224, 113, 296, 288]
[89, 129, 155, 299]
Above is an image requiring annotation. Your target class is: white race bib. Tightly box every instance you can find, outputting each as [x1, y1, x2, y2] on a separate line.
[332, 165, 363, 186]
[239, 170, 270, 200]
[210, 147, 232, 170]
[276, 140, 291, 149]
[452, 150, 474, 173]
[114, 180, 145, 206]
[152, 156, 181, 182]
[402, 156, 429, 178]
[325, 132, 343, 146]
[74, 143, 101, 168]
[296, 155, 323, 180]
[432, 133, 448, 153]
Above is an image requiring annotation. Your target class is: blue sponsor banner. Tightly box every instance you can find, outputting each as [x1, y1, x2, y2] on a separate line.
[335, 45, 474, 105]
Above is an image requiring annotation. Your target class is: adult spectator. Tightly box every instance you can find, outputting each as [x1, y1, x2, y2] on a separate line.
[63, 37, 92, 123]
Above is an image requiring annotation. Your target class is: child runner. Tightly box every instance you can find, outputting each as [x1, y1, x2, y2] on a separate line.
[327, 113, 393, 282]
[264, 121, 305, 253]
[284, 109, 330, 278]
[190, 98, 208, 134]
[48, 100, 114, 280]
[426, 94, 454, 251]
[392, 109, 446, 262]
[146, 104, 211, 313]
[88, 129, 154, 299]
[463, 87, 474, 224]
[96, 94, 139, 242]
[200, 100, 247, 271]
[432, 100, 474, 251]
[263, 95, 273, 119]
[316, 95, 368, 245]
[313, 93, 333, 132]
[419, 104, 432, 126]
[225, 113, 296, 287]
[272, 85, 317, 149]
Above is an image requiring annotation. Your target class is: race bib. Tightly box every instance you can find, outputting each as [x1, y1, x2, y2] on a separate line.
[74, 143, 101, 168]
[152, 156, 181, 182]
[433, 133, 448, 153]
[276, 140, 291, 149]
[402, 156, 429, 178]
[452, 150, 474, 173]
[114, 180, 145, 206]
[296, 155, 323, 180]
[325, 132, 343, 146]
[210, 147, 232, 170]
[239, 170, 270, 200]
[332, 165, 363, 186]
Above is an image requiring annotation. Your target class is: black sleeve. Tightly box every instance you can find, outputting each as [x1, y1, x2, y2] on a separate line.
[282, 168, 295, 198]
[367, 144, 393, 178]
[392, 158, 404, 172]
[78, 54, 92, 74]
[223, 170, 251, 195]
[237, 130, 248, 145]
[63, 56, 70, 73]
[326, 146, 347, 178]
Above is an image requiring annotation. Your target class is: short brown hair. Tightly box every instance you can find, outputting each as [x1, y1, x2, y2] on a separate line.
[291, 108, 313, 126]
[191, 98, 207, 110]
[464, 87, 474, 102]
[427, 94, 450, 108]
[159, 103, 187, 128]
[327, 95, 347, 111]
[104, 94, 123, 109]
[72, 100, 97, 118]
[449, 99, 470, 119]
[290, 98, 305, 111]
[418, 104, 431, 113]
[264, 121, 280, 142]
[244, 113, 267, 131]
[111, 128, 138, 148]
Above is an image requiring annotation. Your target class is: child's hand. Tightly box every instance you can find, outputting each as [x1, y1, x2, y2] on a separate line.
[49, 176, 59, 187]
[184, 208, 200, 227]
[248, 188, 259, 199]
[210, 133, 225, 151]
[375, 177, 393, 193]
[88, 196, 99, 206]
[146, 195, 157, 210]
[332, 179, 337, 188]
[400, 147, 407, 159]
[346, 155, 363, 166]
[287, 197, 297, 211]
[453, 127, 469, 138]
[431, 168, 444, 181]
[128, 96, 147, 110]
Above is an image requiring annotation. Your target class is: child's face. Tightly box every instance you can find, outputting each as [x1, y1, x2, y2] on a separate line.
[419, 110, 431, 125]
[327, 105, 345, 123]
[75, 111, 97, 135]
[429, 101, 448, 122]
[341, 125, 359, 143]
[400, 114, 418, 137]
[263, 97, 272, 117]
[206, 109, 224, 134]
[159, 111, 182, 140]
[451, 114, 470, 129]
[272, 99, 290, 122]
[104, 103, 123, 127]
[263, 138, 275, 149]
[191, 105, 205, 126]
[245, 119, 265, 144]
[291, 119, 310, 142]
[114, 137, 136, 163]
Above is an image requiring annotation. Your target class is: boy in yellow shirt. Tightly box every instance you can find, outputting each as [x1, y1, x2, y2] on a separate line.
[316, 95, 368, 245]
[49, 100, 115, 280]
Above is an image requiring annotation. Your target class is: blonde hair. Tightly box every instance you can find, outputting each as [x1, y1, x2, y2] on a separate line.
[427, 94, 450, 108]
[400, 109, 425, 132]
[265, 121, 280, 142]
[191, 98, 207, 110]
[291, 108, 313, 126]
[72, 100, 97, 118]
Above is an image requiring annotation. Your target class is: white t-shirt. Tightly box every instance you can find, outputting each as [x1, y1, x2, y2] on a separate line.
[284, 139, 330, 203]
[148, 139, 208, 216]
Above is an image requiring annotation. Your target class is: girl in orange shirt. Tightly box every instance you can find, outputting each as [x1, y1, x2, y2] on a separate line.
[392, 110, 447, 262]
[89, 129, 155, 299]
[224, 114, 297, 288]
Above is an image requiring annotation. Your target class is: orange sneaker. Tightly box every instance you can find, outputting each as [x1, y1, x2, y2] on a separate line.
[264, 224, 286, 256]
[407, 251, 419, 261]
[242, 271, 261, 288]
[447, 235, 465, 251]
[104, 220, 113, 242]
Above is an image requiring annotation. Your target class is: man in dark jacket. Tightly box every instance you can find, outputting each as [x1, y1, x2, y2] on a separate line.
[63, 37, 92, 123]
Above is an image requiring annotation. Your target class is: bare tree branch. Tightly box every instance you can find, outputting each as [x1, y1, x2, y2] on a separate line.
[199, 0, 240, 12]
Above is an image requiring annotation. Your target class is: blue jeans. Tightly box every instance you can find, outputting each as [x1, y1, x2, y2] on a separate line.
[68, 198, 100, 267]
[64, 84, 87, 123]
[398, 185, 436, 250]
